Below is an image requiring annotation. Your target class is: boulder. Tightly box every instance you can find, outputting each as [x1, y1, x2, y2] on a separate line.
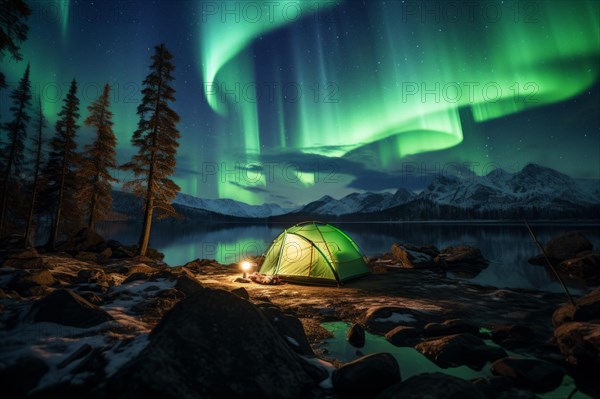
[347, 323, 366, 348]
[55, 228, 106, 253]
[182, 258, 215, 272]
[2, 248, 46, 269]
[438, 246, 488, 269]
[415, 333, 507, 370]
[377, 372, 485, 399]
[554, 322, 600, 366]
[77, 268, 106, 283]
[0, 356, 49, 398]
[491, 325, 535, 349]
[100, 288, 315, 399]
[360, 306, 431, 334]
[2, 255, 46, 269]
[27, 289, 114, 328]
[122, 272, 152, 284]
[435, 246, 488, 277]
[174, 275, 203, 296]
[154, 266, 194, 280]
[391, 243, 434, 268]
[424, 319, 479, 337]
[332, 353, 401, 398]
[9, 269, 56, 291]
[558, 253, 600, 282]
[384, 326, 420, 347]
[231, 287, 249, 300]
[545, 231, 593, 261]
[126, 263, 155, 276]
[491, 357, 565, 393]
[76, 268, 109, 291]
[552, 287, 600, 327]
[108, 241, 135, 259]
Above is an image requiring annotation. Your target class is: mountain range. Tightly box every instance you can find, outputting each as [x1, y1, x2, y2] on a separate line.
[112, 164, 600, 221]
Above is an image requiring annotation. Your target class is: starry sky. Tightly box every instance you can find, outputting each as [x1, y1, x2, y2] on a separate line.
[2, 0, 599, 207]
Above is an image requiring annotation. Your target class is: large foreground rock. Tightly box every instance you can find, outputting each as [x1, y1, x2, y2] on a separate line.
[544, 231, 593, 261]
[554, 322, 600, 366]
[552, 287, 600, 327]
[415, 333, 506, 370]
[332, 353, 401, 398]
[377, 372, 485, 399]
[423, 319, 479, 337]
[491, 357, 565, 393]
[100, 288, 315, 399]
[558, 253, 600, 282]
[27, 289, 114, 328]
[437, 246, 488, 277]
[391, 243, 434, 268]
[347, 323, 366, 348]
[384, 325, 420, 347]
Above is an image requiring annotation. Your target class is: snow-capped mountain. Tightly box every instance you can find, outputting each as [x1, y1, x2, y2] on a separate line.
[419, 163, 599, 210]
[112, 164, 599, 221]
[173, 193, 289, 218]
[296, 188, 416, 216]
[112, 190, 291, 220]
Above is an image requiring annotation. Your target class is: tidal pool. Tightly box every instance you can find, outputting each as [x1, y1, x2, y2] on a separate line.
[319, 321, 591, 399]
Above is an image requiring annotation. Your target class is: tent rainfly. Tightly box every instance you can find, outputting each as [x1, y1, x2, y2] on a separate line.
[259, 221, 370, 286]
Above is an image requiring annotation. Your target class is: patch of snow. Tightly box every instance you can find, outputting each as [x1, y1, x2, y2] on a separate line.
[405, 248, 432, 263]
[104, 333, 149, 377]
[374, 312, 416, 324]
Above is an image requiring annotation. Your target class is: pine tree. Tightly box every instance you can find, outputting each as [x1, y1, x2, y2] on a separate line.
[24, 96, 44, 246]
[44, 79, 81, 248]
[0, 63, 31, 234]
[0, 0, 32, 88]
[78, 83, 118, 231]
[122, 44, 180, 256]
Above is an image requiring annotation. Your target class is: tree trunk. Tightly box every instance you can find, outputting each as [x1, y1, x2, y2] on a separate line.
[0, 100, 25, 235]
[87, 178, 99, 231]
[25, 119, 43, 247]
[138, 195, 154, 256]
[49, 153, 68, 250]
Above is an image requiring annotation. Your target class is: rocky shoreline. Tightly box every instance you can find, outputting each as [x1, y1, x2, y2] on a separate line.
[1, 229, 599, 398]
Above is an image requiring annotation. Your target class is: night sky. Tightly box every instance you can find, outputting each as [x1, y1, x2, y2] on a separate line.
[2, 0, 599, 207]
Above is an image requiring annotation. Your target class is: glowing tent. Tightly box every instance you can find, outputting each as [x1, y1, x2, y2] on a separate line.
[259, 222, 370, 285]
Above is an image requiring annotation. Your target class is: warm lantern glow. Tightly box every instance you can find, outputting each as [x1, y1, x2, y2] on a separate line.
[241, 261, 252, 272]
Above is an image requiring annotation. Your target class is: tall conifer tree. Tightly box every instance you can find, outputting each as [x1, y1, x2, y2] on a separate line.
[0, 64, 31, 234]
[122, 44, 180, 256]
[78, 84, 118, 230]
[44, 79, 81, 248]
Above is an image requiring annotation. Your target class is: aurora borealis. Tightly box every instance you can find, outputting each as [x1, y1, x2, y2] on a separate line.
[1, 0, 599, 206]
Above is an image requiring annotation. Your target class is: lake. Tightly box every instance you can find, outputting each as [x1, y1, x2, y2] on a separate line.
[96, 221, 600, 293]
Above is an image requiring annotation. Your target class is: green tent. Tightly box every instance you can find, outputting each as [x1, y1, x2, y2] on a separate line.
[259, 221, 370, 285]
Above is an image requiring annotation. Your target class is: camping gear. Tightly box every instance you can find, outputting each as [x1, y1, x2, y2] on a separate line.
[259, 221, 370, 285]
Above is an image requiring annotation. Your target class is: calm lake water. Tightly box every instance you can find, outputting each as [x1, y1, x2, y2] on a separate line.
[96, 221, 600, 293]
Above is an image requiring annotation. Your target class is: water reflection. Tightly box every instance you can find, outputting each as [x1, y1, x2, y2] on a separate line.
[97, 222, 599, 293]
